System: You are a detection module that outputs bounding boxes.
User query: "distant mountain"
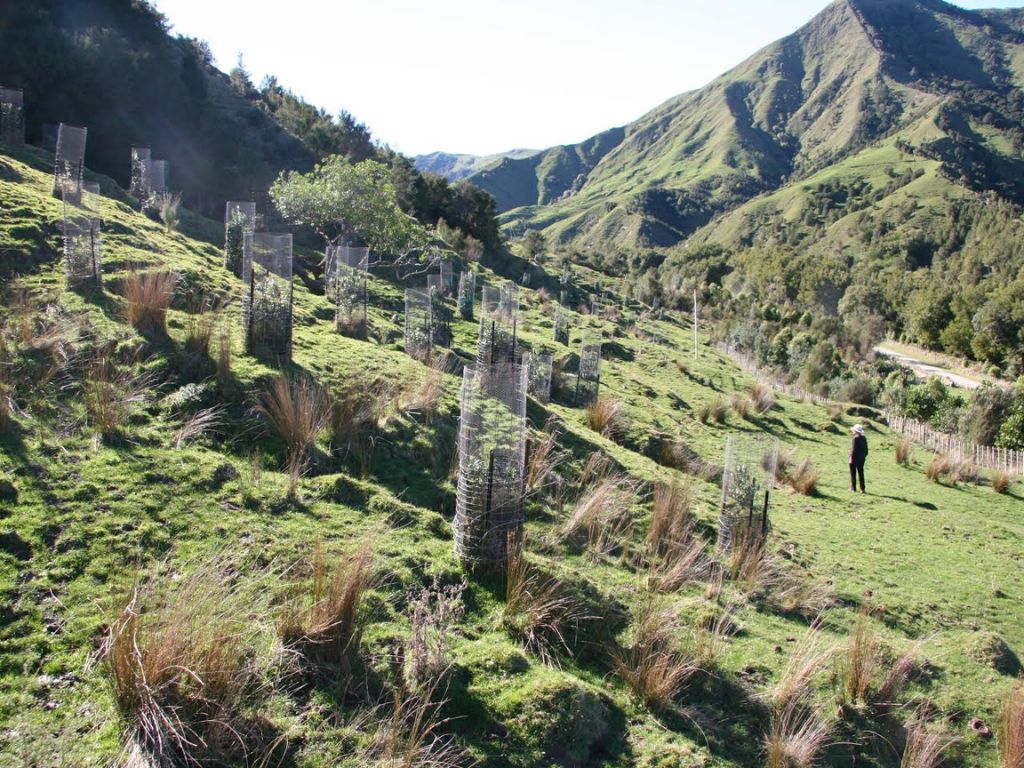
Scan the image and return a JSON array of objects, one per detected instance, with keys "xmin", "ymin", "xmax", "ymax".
[
  {"xmin": 414, "ymin": 149, "xmax": 541, "ymax": 181},
  {"xmin": 469, "ymin": 0, "xmax": 1024, "ymax": 254}
]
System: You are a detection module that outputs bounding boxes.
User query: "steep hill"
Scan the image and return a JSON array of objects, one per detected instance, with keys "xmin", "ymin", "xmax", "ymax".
[
  {"xmin": 413, "ymin": 149, "xmax": 541, "ymax": 181},
  {"xmin": 472, "ymin": 0, "xmax": 1024, "ymax": 252},
  {"xmin": 2, "ymin": 141, "xmax": 1023, "ymax": 767}
]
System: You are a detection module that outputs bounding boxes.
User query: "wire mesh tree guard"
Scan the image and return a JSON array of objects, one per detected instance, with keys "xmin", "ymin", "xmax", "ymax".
[
  {"xmin": 129, "ymin": 146, "xmax": 150, "ymax": 203},
  {"xmin": 242, "ymin": 233, "xmax": 294, "ymax": 362},
  {"xmin": 0, "ymin": 87, "xmax": 24, "ymax": 145},
  {"xmin": 149, "ymin": 159, "xmax": 167, "ymax": 195},
  {"xmin": 326, "ymin": 245, "xmax": 370, "ymax": 338},
  {"xmin": 718, "ymin": 434, "xmax": 779, "ymax": 552},
  {"xmin": 404, "ymin": 288, "xmax": 433, "ymax": 361},
  {"xmin": 427, "ymin": 274, "xmax": 452, "ymax": 348},
  {"xmin": 476, "ymin": 283, "xmax": 520, "ymax": 368},
  {"xmin": 458, "ymin": 271, "xmax": 475, "ymax": 320},
  {"xmin": 527, "ymin": 351, "xmax": 553, "ymax": 403},
  {"xmin": 62, "ymin": 179, "xmax": 102, "ymax": 291},
  {"xmin": 453, "ymin": 362, "xmax": 529, "ymax": 570},
  {"xmin": 224, "ymin": 201, "xmax": 257, "ymax": 277},
  {"xmin": 440, "ymin": 258, "xmax": 454, "ymax": 295},
  {"xmin": 53, "ymin": 123, "xmax": 87, "ymax": 197},
  {"xmin": 554, "ymin": 308, "xmax": 569, "ymax": 346},
  {"xmin": 575, "ymin": 340, "xmax": 602, "ymax": 406}
]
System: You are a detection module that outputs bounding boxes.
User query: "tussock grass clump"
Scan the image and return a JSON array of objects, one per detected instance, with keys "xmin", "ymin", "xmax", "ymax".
[
  {"xmin": 81, "ymin": 352, "xmax": 151, "ymax": 438},
  {"xmin": 787, "ymin": 459, "xmax": 820, "ymax": 496},
  {"xmin": 155, "ymin": 191, "xmax": 182, "ymax": 233},
  {"xmin": 400, "ymin": 354, "xmax": 451, "ymax": 424},
  {"xmin": 991, "ymin": 470, "xmax": 1013, "ymax": 494},
  {"xmin": 121, "ymin": 269, "xmax": 177, "ymax": 336},
  {"xmin": 727, "ymin": 529, "xmax": 777, "ymax": 594},
  {"xmin": 585, "ymin": 395, "xmax": 625, "ymax": 438},
  {"xmin": 278, "ymin": 540, "xmax": 375, "ymax": 673},
  {"xmin": 711, "ymin": 396, "xmax": 729, "ymax": 424},
  {"xmin": 367, "ymin": 685, "xmax": 468, "ymax": 768},
  {"xmin": 896, "ymin": 438, "xmax": 913, "ymax": 466},
  {"xmin": 950, "ymin": 460, "xmax": 980, "ymax": 485},
  {"xmin": 526, "ymin": 418, "xmax": 566, "ymax": 495},
  {"xmin": 503, "ymin": 542, "xmax": 587, "ymax": 663},
  {"xmin": 771, "ymin": 570, "xmax": 835, "ymax": 619},
  {"xmin": 900, "ymin": 717, "xmax": 958, "ymax": 768},
  {"xmin": 257, "ymin": 373, "xmax": 331, "ymax": 487},
  {"xmin": 172, "ymin": 405, "xmax": 224, "ymax": 449},
  {"xmin": 836, "ymin": 601, "xmax": 880, "ymax": 708},
  {"xmin": 101, "ymin": 558, "xmax": 273, "ymax": 766},
  {"xmin": 675, "ymin": 359, "xmax": 689, "ymax": 375},
  {"xmin": 646, "ymin": 481, "xmax": 694, "ymax": 559},
  {"xmin": 773, "ymin": 447, "xmax": 794, "ymax": 483},
  {"xmin": 751, "ymin": 381, "xmax": 776, "ymax": 414},
  {"xmin": 925, "ymin": 455, "xmax": 953, "ymax": 483},
  {"xmin": 764, "ymin": 701, "xmax": 832, "ymax": 768},
  {"xmin": 731, "ymin": 394, "xmax": 752, "ymax": 420},
  {"xmin": 769, "ymin": 623, "xmax": 836, "ymax": 715},
  {"xmin": 563, "ymin": 469, "xmax": 639, "ymax": 556},
  {"xmin": 999, "ymin": 682, "xmax": 1024, "ymax": 768},
  {"xmin": 611, "ymin": 603, "xmax": 697, "ymax": 712}
]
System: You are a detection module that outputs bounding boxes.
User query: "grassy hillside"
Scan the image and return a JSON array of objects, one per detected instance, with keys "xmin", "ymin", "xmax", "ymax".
[
  {"xmin": 1, "ymin": 144, "xmax": 1023, "ymax": 768},
  {"xmin": 474, "ymin": 0, "xmax": 1024, "ymax": 256}
]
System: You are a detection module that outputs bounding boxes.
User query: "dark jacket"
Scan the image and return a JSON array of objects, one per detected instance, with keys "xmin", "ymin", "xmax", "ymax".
[{"xmin": 851, "ymin": 434, "xmax": 868, "ymax": 464}]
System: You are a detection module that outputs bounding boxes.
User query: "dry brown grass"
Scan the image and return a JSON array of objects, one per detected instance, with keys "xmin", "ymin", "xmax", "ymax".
[
  {"xmin": 875, "ymin": 642, "xmax": 923, "ymax": 708},
  {"xmin": 278, "ymin": 539, "xmax": 375, "ymax": 673},
  {"xmin": 652, "ymin": 537, "xmax": 716, "ymax": 593},
  {"xmin": 332, "ymin": 376, "xmax": 400, "ymax": 473},
  {"xmin": 101, "ymin": 559, "xmax": 272, "ymax": 766},
  {"xmin": 769, "ymin": 623, "xmax": 836, "ymax": 715},
  {"xmin": 836, "ymin": 601, "xmax": 881, "ymax": 708},
  {"xmin": 611, "ymin": 603, "xmax": 697, "ymax": 712},
  {"xmin": 751, "ymin": 382, "xmax": 776, "ymax": 414},
  {"xmin": 562, "ymin": 470, "xmax": 639, "ymax": 556},
  {"xmin": 692, "ymin": 607, "xmax": 736, "ymax": 673},
  {"xmin": 999, "ymin": 682, "xmax": 1024, "ymax": 768},
  {"xmin": 925, "ymin": 456, "xmax": 953, "ymax": 483},
  {"xmin": 771, "ymin": 570, "xmax": 835, "ymax": 619},
  {"xmin": 367, "ymin": 684, "xmax": 469, "ymax": 768},
  {"xmin": 257, "ymin": 373, "xmax": 331, "ymax": 488},
  {"xmin": 787, "ymin": 459, "xmax": 820, "ymax": 496},
  {"xmin": 502, "ymin": 541, "xmax": 587, "ymax": 663},
  {"xmin": 121, "ymin": 269, "xmax": 177, "ymax": 336},
  {"xmin": 526, "ymin": 419, "xmax": 566, "ymax": 495},
  {"xmin": 726, "ymin": 528, "xmax": 778, "ymax": 594},
  {"xmin": 896, "ymin": 438, "xmax": 913, "ymax": 466},
  {"xmin": 992, "ymin": 470, "xmax": 1013, "ymax": 494},
  {"xmin": 950, "ymin": 460, "xmax": 980, "ymax": 485},
  {"xmin": 172, "ymin": 406, "xmax": 224, "ymax": 450},
  {"xmin": 81, "ymin": 351, "xmax": 151, "ymax": 438},
  {"xmin": 764, "ymin": 701, "xmax": 832, "ymax": 768},
  {"xmin": 585, "ymin": 395, "xmax": 626, "ymax": 438},
  {"xmin": 900, "ymin": 717, "xmax": 958, "ymax": 768},
  {"xmin": 774, "ymin": 447, "xmax": 795, "ymax": 484},
  {"xmin": 696, "ymin": 403, "xmax": 712, "ymax": 424},
  {"xmin": 710, "ymin": 397, "xmax": 729, "ymax": 424},
  {"xmin": 646, "ymin": 481, "xmax": 694, "ymax": 559},
  {"xmin": 731, "ymin": 394, "xmax": 752, "ymax": 421},
  {"xmin": 401, "ymin": 355, "xmax": 451, "ymax": 424}
]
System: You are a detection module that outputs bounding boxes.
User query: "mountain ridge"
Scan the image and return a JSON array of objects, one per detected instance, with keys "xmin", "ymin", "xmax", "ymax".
[{"xmin": 468, "ymin": 0, "xmax": 1024, "ymax": 253}]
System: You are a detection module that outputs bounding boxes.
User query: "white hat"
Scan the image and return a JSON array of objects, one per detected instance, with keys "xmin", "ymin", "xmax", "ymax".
[{"xmin": 852, "ymin": 424, "xmax": 865, "ymax": 435}]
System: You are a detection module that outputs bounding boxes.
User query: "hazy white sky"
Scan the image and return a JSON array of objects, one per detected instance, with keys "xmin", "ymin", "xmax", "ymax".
[{"xmin": 154, "ymin": 0, "xmax": 1022, "ymax": 157}]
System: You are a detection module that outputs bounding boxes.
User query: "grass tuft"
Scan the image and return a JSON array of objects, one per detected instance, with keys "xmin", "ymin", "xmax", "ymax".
[
  {"xmin": 257, "ymin": 373, "xmax": 331, "ymax": 489},
  {"xmin": 585, "ymin": 395, "xmax": 626, "ymax": 438},
  {"xmin": 787, "ymin": 459, "xmax": 820, "ymax": 496},
  {"xmin": 611, "ymin": 603, "xmax": 697, "ymax": 712},
  {"xmin": 1000, "ymin": 682, "xmax": 1024, "ymax": 768},
  {"xmin": 896, "ymin": 438, "xmax": 913, "ymax": 466},
  {"xmin": 991, "ymin": 470, "xmax": 1013, "ymax": 494},
  {"xmin": 121, "ymin": 269, "xmax": 177, "ymax": 336}
]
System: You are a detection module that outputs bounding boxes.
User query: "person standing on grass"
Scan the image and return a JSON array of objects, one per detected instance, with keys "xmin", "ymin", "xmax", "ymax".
[{"xmin": 850, "ymin": 424, "xmax": 868, "ymax": 493}]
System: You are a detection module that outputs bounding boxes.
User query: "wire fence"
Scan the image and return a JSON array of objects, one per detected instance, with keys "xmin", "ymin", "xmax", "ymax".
[
  {"xmin": 719, "ymin": 433, "xmax": 778, "ymax": 551},
  {"xmin": 0, "ymin": 87, "xmax": 24, "ymax": 145},
  {"xmin": 884, "ymin": 411, "xmax": 1024, "ymax": 476},
  {"xmin": 242, "ymin": 232, "xmax": 293, "ymax": 362},
  {"xmin": 54, "ymin": 123, "xmax": 87, "ymax": 197},
  {"xmin": 225, "ymin": 201, "xmax": 256, "ymax": 276}
]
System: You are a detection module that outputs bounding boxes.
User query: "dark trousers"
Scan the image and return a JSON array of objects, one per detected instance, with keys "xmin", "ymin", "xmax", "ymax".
[{"xmin": 850, "ymin": 461, "xmax": 866, "ymax": 492}]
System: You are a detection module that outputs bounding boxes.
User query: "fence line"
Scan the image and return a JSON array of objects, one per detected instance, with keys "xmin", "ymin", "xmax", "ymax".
[{"xmin": 884, "ymin": 410, "xmax": 1024, "ymax": 477}]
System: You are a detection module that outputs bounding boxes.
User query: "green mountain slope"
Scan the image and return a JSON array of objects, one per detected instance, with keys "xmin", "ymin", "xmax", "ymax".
[
  {"xmin": 2, "ymin": 142, "xmax": 1023, "ymax": 767},
  {"xmin": 472, "ymin": 0, "xmax": 1024, "ymax": 253},
  {"xmin": 413, "ymin": 149, "xmax": 541, "ymax": 181}
]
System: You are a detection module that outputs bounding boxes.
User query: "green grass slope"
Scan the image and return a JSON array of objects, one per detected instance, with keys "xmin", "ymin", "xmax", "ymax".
[{"xmin": 1, "ymin": 144, "xmax": 1023, "ymax": 767}]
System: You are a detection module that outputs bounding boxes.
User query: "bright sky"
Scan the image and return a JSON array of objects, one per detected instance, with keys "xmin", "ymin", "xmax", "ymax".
[{"xmin": 154, "ymin": 0, "xmax": 1022, "ymax": 157}]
